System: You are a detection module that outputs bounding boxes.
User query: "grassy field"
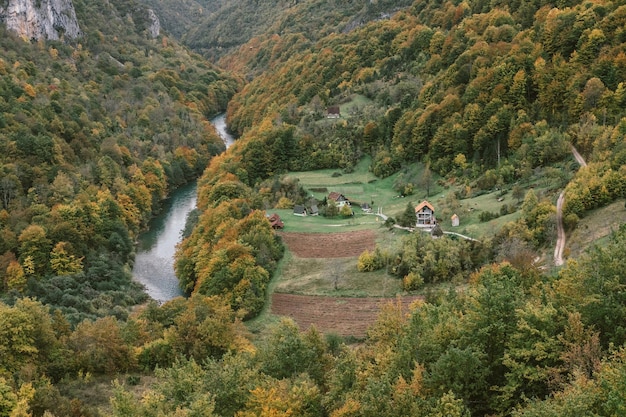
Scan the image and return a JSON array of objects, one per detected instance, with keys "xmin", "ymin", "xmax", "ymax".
[
  {"xmin": 273, "ymin": 249, "xmax": 403, "ymax": 297},
  {"xmin": 566, "ymin": 199, "xmax": 626, "ymax": 259},
  {"xmin": 249, "ymin": 157, "xmax": 623, "ymax": 336},
  {"xmin": 285, "ymin": 156, "xmax": 445, "ymax": 222},
  {"xmin": 282, "ymin": 157, "xmax": 551, "ymax": 239}
]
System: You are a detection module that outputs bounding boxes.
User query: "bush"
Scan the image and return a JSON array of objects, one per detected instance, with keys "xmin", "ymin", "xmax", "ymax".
[
  {"xmin": 275, "ymin": 197, "xmax": 294, "ymax": 209},
  {"xmin": 384, "ymin": 217, "xmax": 396, "ymax": 228},
  {"xmin": 563, "ymin": 213, "xmax": 579, "ymax": 231},
  {"xmin": 479, "ymin": 211, "xmax": 499, "ymax": 222},
  {"xmin": 357, "ymin": 250, "xmax": 377, "ymax": 272},
  {"xmin": 402, "ymin": 271, "xmax": 424, "ymax": 291}
]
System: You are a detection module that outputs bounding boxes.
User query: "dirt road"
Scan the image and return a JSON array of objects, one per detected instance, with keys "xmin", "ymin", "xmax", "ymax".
[
  {"xmin": 554, "ymin": 145, "xmax": 587, "ymax": 266},
  {"xmin": 554, "ymin": 191, "xmax": 566, "ymax": 266}
]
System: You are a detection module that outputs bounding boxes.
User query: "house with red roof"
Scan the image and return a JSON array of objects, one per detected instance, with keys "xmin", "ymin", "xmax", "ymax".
[{"xmin": 415, "ymin": 201, "xmax": 436, "ymax": 227}]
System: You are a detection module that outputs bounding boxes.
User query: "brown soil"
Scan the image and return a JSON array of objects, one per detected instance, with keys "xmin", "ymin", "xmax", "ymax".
[
  {"xmin": 271, "ymin": 293, "xmax": 422, "ymax": 337},
  {"xmin": 273, "ymin": 229, "xmax": 419, "ymax": 337},
  {"xmin": 278, "ymin": 230, "xmax": 376, "ymax": 258}
]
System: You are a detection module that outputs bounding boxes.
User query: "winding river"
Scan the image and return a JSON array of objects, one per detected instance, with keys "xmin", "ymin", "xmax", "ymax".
[{"xmin": 132, "ymin": 114, "xmax": 235, "ymax": 302}]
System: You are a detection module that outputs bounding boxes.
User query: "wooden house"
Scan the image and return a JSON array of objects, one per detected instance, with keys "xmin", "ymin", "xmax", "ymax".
[
  {"xmin": 267, "ymin": 213, "xmax": 284, "ymax": 229},
  {"xmin": 328, "ymin": 192, "xmax": 350, "ymax": 208},
  {"xmin": 415, "ymin": 201, "xmax": 435, "ymax": 227},
  {"xmin": 309, "ymin": 204, "xmax": 319, "ymax": 216},
  {"xmin": 293, "ymin": 205, "xmax": 307, "ymax": 216},
  {"xmin": 326, "ymin": 105, "xmax": 341, "ymax": 118},
  {"xmin": 360, "ymin": 202, "xmax": 372, "ymax": 213}
]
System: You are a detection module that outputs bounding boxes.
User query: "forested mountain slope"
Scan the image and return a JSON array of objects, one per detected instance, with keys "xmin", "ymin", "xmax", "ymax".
[
  {"xmin": 0, "ymin": 0, "xmax": 241, "ymax": 322},
  {"xmin": 178, "ymin": 0, "xmax": 626, "ymax": 314},
  {"xmin": 142, "ymin": 0, "xmax": 414, "ymax": 65},
  {"xmin": 137, "ymin": 0, "xmax": 227, "ymax": 40},
  {"xmin": 2, "ymin": 0, "xmax": 626, "ymax": 416},
  {"xmin": 172, "ymin": 0, "xmax": 626, "ymax": 412}
]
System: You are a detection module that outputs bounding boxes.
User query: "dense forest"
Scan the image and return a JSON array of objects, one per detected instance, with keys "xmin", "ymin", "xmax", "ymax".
[
  {"xmin": 0, "ymin": 0, "xmax": 241, "ymax": 323},
  {"xmin": 2, "ymin": 0, "xmax": 626, "ymax": 416}
]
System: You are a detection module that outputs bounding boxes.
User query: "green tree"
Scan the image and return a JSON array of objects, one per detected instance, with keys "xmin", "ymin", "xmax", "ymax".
[
  {"xmin": 499, "ymin": 301, "xmax": 566, "ymax": 411},
  {"xmin": 68, "ymin": 316, "xmax": 133, "ymax": 374},
  {"xmin": 0, "ymin": 299, "xmax": 58, "ymax": 378},
  {"xmin": 462, "ymin": 263, "xmax": 525, "ymax": 413},
  {"xmin": 49, "ymin": 242, "xmax": 83, "ymax": 276},
  {"xmin": 397, "ymin": 201, "xmax": 416, "ymax": 228},
  {"xmin": 0, "ymin": 377, "xmax": 17, "ymax": 417},
  {"xmin": 325, "ymin": 199, "xmax": 339, "ymax": 217},
  {"xmin": 258, "ymin": 318, "xmax": 330, "ymax": 384},
  {"xmin": 555, "ymin": 225, "xmax": 626, "ymax": 347},
  {"xmin": 18, "ymin": 224, "xmax": 51, "ymax": 277},
  {"xmin": 162, "ymin": 295, "xmax": 252, "ymax": 364}
]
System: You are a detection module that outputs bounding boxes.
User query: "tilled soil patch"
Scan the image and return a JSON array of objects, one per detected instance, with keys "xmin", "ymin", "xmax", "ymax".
[
  {"xmin": 278, "ymin": 230, "xmax": 376, "ymax": 258},
  {"xmin": 271, "ymin": 293, "xmax": 422, "ymax": 337}
]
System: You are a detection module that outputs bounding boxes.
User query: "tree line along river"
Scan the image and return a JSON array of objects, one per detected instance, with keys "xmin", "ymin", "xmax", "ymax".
[{"xmin": 131, "ymin": 114, "xmax": 235, "ymax": 302}]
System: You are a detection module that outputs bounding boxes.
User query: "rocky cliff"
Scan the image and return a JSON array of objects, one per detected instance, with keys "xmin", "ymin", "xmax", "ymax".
[
  {"xmin": 0, "ymin": 0, "xmax": 81, "ymax": 41},
  {"xmin": 146, "ymin": 8, "xmax": 160, "ymax": 38}
]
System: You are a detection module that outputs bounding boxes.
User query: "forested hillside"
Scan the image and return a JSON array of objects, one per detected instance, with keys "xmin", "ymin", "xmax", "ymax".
[
  {"xmin": 178, "ymin": 0, "xmax": 626, "ymax": 315},
  {"xmin": 0, "ymin": 0, "xmax": 241, "ymax": 323},
  {"xmin": 137, "ymin": 0, "xmax": 227, "ymax": 40},
  {"xmin": 173, "ymin": 0, "xmax": 626, "ymax": 415},
  {"xmin": 144, "ymin": 0, "xmax": 414, "ymax": 64},
  {"xmin": 2, "ymin": 0, "xmax": 626, "ymax": 415}
]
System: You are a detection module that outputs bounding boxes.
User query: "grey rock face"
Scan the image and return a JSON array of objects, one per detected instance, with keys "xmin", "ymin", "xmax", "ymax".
[
  {"xmin": 0, "ymin": 0, "xmax": 81, "ymax": 41},
  {"xmin": 147, "ymin": 8, "xmax": 160, "ymax": 39}
]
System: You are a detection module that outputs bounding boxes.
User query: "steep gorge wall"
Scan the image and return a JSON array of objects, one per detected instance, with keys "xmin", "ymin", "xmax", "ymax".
[{"xmin": 0, "ymin": 0, "xmax": 81, "ymax": 40}]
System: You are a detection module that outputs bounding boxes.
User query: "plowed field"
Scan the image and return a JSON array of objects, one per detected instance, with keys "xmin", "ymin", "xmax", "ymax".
[
  {"xmin": 273, "ymin": 229, "xmax": 419, "ymax": 337},
  {"xmin": 271, "ymin": 293, "xmax": 421, "ymax": 337},
  {"xmin": 278, "ymin": 230, "xmax": 376, "ymax": 258}
]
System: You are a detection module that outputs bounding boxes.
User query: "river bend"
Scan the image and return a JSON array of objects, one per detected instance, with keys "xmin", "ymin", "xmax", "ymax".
[{"xmin": 131, "ymin": 114, "xmax": 235, "ymax": 302}]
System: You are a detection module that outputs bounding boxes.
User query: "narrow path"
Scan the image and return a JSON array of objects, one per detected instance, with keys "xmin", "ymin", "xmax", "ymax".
[
  {"xmin": 554, "ymin": 191, "xmax": 566, "ymax": 266},
  {"xmin": 571, "ymin": 145, "xmax": 588, "ymax": 167},
  {"xmin": 443, "ymin": 231, "xmax": 480, "ymax": 242},
  {"xmin": 554, "ymin": 145, "xmax": 587, "ymax": 266}
]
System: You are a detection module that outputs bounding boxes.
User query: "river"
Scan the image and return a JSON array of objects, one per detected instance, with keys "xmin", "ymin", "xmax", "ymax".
[{"xmin": 132, "ymin": 114, "xmax": 235, "ymax": 302}]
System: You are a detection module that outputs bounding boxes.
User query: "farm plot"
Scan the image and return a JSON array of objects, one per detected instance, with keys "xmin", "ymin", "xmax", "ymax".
[
  {"xmin": 271, "ymin": 293, "xmax": 421, "ymax": 337},
  {"xmin": 278, "ymin": 230, "xmax": 376, "ymax": 258},
  {"xmin": 271, "ymin": 229, "xmax": 415, "ymax": 336}
]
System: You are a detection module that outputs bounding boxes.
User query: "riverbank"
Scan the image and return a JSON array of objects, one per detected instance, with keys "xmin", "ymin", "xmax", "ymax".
[{"xmin": 131, "ymin": 114, "xmax": 236, "ymax": 302}]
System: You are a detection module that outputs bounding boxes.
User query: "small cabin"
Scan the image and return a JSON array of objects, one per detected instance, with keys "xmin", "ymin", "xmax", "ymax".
[
  {"xmin": 415, "ymin": 201, "xmax": 435, "ymax": 227},
  {"xmin": 293, "ymin": 205, "xmax": 307, "ymax": 216},
  {"xmin": 361, "ymin": 203, "xmax": 373, "ymax": 213},
  {"xmin": 309, "ymin": 204, "xmax": 319, "ymax": 216},
  {"xmin": 326, "ymin": 106, "xmax": 341, "ymax": 118},
  {"xmin": 451, "ymin": 213, "xmax": 459, "ymax": 227},
  {"xmin": 267, "ymin": 213, "xmax": 284, "ymax": 229}
]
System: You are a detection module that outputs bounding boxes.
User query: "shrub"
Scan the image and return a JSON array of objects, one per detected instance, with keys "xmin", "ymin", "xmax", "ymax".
[
  {"xmin": 357, "ymin": 250, "xmax": 377, "ymax": 272},
  {"xmin": 563, "ymin": 213, "xmax": 579, "ymax": 231},
  {"xmin": 402, "ymin": 271, "xmax": 424, "ymax": 291},
  {"xmin": 275, "ymin": 197, "xmax": 294, "ymax": 209},
  {"xmin": 479, "ymin": 211, "xmax": 499, "ymax": 222}
]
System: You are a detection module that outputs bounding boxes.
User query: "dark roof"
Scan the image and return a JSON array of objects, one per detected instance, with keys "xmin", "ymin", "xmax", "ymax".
[
  {"xmin": 293, "ymin": 205, "xmax": 306, "ymax": 214},
  {"xmin": 309, "ymin": 204, "xmax": 319, "ymax": 214},
  {"xmin": 431, "ymin": 224, "xmax": 443, "ymax": 237}
]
